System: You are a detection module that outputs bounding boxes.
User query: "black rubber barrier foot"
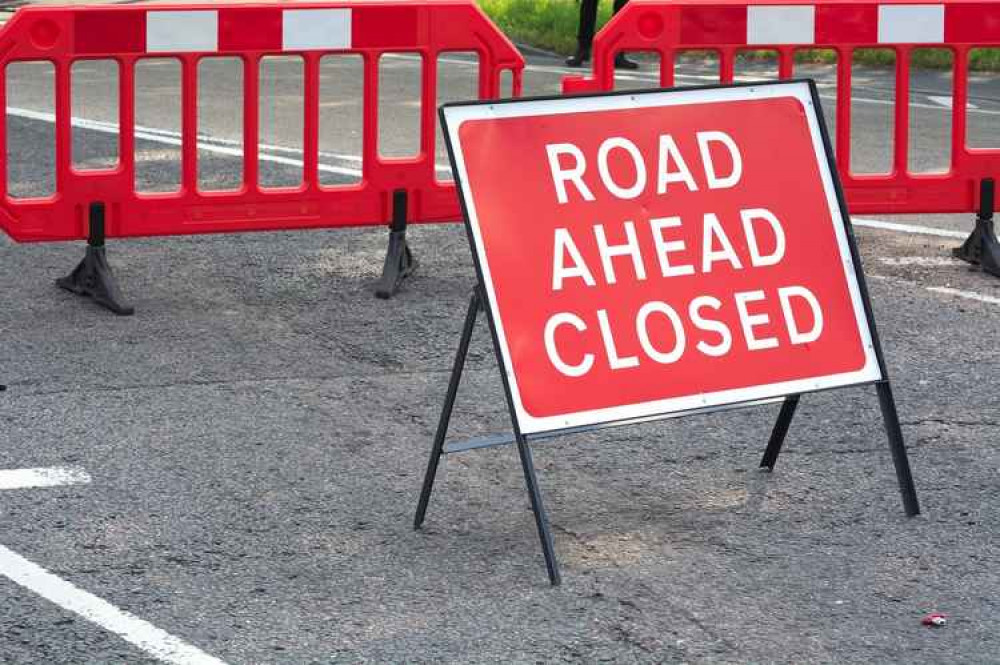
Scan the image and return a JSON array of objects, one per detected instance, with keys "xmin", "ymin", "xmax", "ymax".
[
  {"xmin": 56, "ymin": 202, "xmax": 135, "ymax": 316},
  {"xmin": 375, "ymin": 189, "xmax": 418, "ymax": 299},
  {"xmin": 57, "ymin": 245, "xmax": 135, "ymax": 316},
  {"xmin": 954, "ymin": 178, "xmax": 1000, "ymax": 278}
]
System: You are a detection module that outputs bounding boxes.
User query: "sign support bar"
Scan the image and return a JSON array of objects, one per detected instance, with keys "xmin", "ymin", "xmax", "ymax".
[
  {"xmin": 758, "ymin": 387, "xmax": 919, "ymax": 517},
  {"xmin": 876, "ymin": 380, "xmax": 921, "ymax": 517},
  {"xmin": 413, "ymin": 289, "xmax": 481, "ymax": 532},
  {"xmin": 414, "ymin": 287, "xmax": 562, "ymax": 585},
  {"xmin": 759, "ymin": 394, "xmax": 800, "ymax": 471}
]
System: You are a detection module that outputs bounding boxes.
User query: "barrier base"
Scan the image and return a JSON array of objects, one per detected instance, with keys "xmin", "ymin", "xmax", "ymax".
[
  {"xmin": 954, "ymin": 179, "xmax": 1000, "ymax": 278},
  {"xmin": 375, "ymin": 229, "xmax": 416, "ymax": 299},
  {"xmin": 56, "ymin": 203, "xmax": 135, "ymax": 316},
  {"xmin": 375, "ymin": 190, "xmax": 418, "ymax": 299}
]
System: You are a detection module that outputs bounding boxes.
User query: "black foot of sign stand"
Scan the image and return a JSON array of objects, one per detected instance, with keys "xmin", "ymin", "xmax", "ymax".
[
  {"xmin": 414, "ymin": 286, "xmax": 561, "ymax": 586},
  {"xmin": 375, "ymin": 189, "xmax": 418, "ymax": 299},
  {"xmin": 758, "ymin": 386, "xmax": 920, "ymax": 517},
  {"xmin": 954, "ymin": 178, "xmax": 1000, "ymax": 278},
  {"xmin": 56, "ymin": 202, "xmax": 134, "ymax": 316}
]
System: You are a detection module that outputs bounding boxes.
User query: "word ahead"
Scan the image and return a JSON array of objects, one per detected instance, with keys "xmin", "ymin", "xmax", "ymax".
[{"xmin": 449, "ymin": 83, "xmax": 879, "ymax": 434}]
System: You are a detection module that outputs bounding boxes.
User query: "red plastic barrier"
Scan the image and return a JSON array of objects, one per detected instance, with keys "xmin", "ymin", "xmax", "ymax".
[
  {"xmin": 0, "ymin": 1, "xmax": 523, "ymax": 242},
  {"xmin": 563, "ymin": 0, "xmax": 1000, "ymax": 215}
]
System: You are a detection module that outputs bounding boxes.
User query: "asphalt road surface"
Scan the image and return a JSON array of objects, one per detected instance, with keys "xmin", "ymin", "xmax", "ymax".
[{"xmin": 1, "ymin": 50, "xmax": 999, "ymax": 664}]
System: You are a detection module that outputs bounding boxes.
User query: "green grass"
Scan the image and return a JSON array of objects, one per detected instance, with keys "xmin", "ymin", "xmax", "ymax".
[
  {"xmin": 478, "ymin": 0, "xmax": 613, "ymax": 55},
  {"xmin": 478, "ymin": 0, "xmax": 1000, "ymax": 71}
]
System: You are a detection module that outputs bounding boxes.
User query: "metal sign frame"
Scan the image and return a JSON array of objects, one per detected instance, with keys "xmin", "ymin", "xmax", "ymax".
[{"xmin": 415, "ymin": 79, "xmax": 919, "ymax": 586}]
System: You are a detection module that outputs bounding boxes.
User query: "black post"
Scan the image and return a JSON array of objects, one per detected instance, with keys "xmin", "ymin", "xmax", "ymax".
[
  {"xmin": 515, "ymin": 434, "xmax": 562, "ymax": 586},
  {"xmin": 954, "ymin": 178, "xmax": 1000, "ymax": 277},
  {"xmin": 375, "ymin": 189, "xmax": 417, "ymax": 299},
  {"xmin": 56, "ymin": 202, "xmax": 135, "ymax": 316},
  {"xmin": 875, "ymin": 381, "xmax": 920, "ymax": 517},
  {"xmin": 414, "ymin": 289, "xmax": 481, "ymax": 529},
  {"xmin": 760, "ymin": 395, "xmax": 800, "ymax": 471}
]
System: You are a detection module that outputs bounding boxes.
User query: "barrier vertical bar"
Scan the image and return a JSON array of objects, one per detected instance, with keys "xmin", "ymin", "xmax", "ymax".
[
  {"xmin": 362, "ymin": 52, "xmax": 378, "ymax": 180},
  {"xmin": 720, "ymin": 49, "xmax": 735, "ymax": 83},
  {"xmin": 303, "ymin": 53, "xmax": 321, "ymax": 191},
  {"xmin": 420, "ymin": 53, "xmax": 436, "ymax": 172},
  {"xmin": 119, "ymin": 58, "xmax": 136, "ymax": 186},
  {"xmin": 893, "ymin": 47, "xmax": 910, "ymax": 174},
  {"xmin": 54, "ymin": 60, "xmax": 72, "ymax": 192},
  {"xmin": 951, "ymin": 48, "xmax": 969, "ymax": 167},
  {"xmin": 181, "ymin": 56, "xmax": 198, "ymax": 192},
  {"xmin": 474, "ymin": 51, "xmax": 489, "ymax": 100},
  {"xmin": 836, "ymin": 47, "xmax": 852, "ymax": 166},
  {"xmin": 0, "ymin": 64, "xmax": 7, "ymax": 200},
  {"xmin": 778, "ymin": 50, "xmax": 794, "ymax": 80},
  {"xmin": 661, "ymin": 50, "xmax": 674, "ymax": 88},
  {"xmin": 243, "ymin": 55, "xmax": 260, "ymax": 192}
]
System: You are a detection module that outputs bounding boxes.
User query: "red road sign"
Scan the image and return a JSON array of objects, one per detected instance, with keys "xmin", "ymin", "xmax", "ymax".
[{"xmin": 444, "ymin": 81, "xmax": 882, "ymax": 435}]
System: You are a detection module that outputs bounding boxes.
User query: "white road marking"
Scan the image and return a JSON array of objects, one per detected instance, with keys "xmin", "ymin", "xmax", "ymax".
[
  {"xmin": 822, "ymin": 93, "xmax": 1000, "ymax": 115},
  {"xmin": 0, "ymin": 544, "xmax": 228, "ymax": 665},
  {"xmin": 879, "ymin": 256, "xmax": 963, "ymax": 267},
  {"xmin": 926, "ymin": 286, "xmax": 1000, "ymax": 305},
  {"xmin": 0, "ymin": 466, "xmax": 91, "ymax": 490},
  {"xmin": 928, "ymin": 95, "xmax": 978, "ymax": 110},
  {"xmin": 852, "ymin": 217, "xmax": 969, "ymax": 239},
  {"xmin": 6, "ymin": 107, "xmax": 452, "ymax": 177}
]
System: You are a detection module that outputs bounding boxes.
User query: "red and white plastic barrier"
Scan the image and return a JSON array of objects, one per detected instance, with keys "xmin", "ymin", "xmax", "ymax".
[
  {"xmin": 563, "ymin": 0, "xmax": 1000, "ymax": 215},
  {"xmin": 0, "ymin": 1, "xmax": 523, "ymax": 242}
]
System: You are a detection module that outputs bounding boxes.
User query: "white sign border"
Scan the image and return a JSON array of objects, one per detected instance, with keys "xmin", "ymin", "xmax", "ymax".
[{"xmin": 443, "ymin": 81, "xmax": 882, "ymax": 435}]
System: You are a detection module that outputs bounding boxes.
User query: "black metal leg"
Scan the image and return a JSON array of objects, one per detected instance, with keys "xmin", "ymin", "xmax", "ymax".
[
  {"xmin": 515, "ymin": 435, "xmax": 561, "ymax": 586},
  {"xmin": 413, "ymin": 290, "xmax": 481, "ymax": 529},
  {"xmin": 875, "ymin": 381, "xmax": 920, "ymax": 516},
  {"xmin": 375, "ymin": 189, "xmax": 417, "ymax": 299},
  {"xmin": 760, "ymin": 395, "xmax": 800, "ymax": 471}
]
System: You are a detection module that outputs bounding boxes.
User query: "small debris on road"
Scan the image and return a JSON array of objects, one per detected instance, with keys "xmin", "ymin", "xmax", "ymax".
[{"xmin": 922, "ymin": 613, "xmax": 948, "ymax": 627}]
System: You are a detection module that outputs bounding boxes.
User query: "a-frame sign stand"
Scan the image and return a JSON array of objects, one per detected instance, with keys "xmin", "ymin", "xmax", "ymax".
[
  {"xmin": 416, "ymin": 80, "xmax": 922, "ymax": 586},
  {"xmin": 414, "ymin": 286, "xmax": 561, "ymax": 585}
]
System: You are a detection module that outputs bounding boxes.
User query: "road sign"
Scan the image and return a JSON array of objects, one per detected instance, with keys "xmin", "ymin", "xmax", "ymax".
[
  {"xmin": 448, "ymin": 81, "xmax": 879, "ymax": 434},
  {"xmin": 416, "ymin": 81, "xmax": 919, "ymax": 585}
]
